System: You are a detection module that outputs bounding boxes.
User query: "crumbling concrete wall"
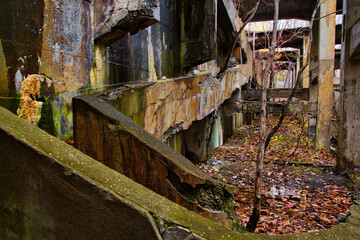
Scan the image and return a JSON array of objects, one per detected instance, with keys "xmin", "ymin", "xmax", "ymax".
[
  {"xmin": 101, "ymin": 66, "xmax": 251, "ymax": 141},
  {"xmin": 0, "ymin": 0, "xmax": 252, "ymax": 143},
  {"xmin": 91, "ymin": 0, "xmax": 162, "ymax": 86},
  {"xmin": 338, "ymin": 0, "xmax": 360, "ymax": 170},
  {"xmin": 73, "ymin": 96, "xmax": 240, "ymax": 230},
  {"xmin": 0, "ymin": 0, "xmax": 254, "ymax": 177},
  {"xmin": 93, "ymin": 0, "xmax": 159, "ymax": 44},
  {"xmin": 0, "ymin": 106, "xmax": 247, "ymax": 240},
  {"xmin": 97, "ymin": 0, "xmax": 218, "ymax": 85},
  {"xmin": 0, "ymin": 0, "xmax": 159, "ymax": 140},
  {"xmin": 93, "ymin": 0, "xmax": 252, "ymax": 91},
  {"xmin": 97, "ymin": 54, "xmax": 251, "ymax": 162},
  {"xmin": 0, "ymin": 0, "xmax": 94, "ymax": 139}
]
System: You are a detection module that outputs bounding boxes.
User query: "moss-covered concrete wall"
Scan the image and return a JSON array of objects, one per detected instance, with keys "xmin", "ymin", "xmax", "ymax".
[
  {"xmin": 101, "ymin": 66, "xmax": 251, "ymax": 141},
  {"xmin": 103, "ymin": 0, "xmax": 182, "ymax": 84},
  {"xmin": 0, "ymin": 0, "xmax": 159, "ymax": 140},
  {"xmin": 338, "ymin": 0, "xmax": 360, "ymax": 170},
  {"xmin": 73, "ymin": 96, "xmax": 241, "ymax": 230},
  {"xmin": 0, "ymin": 106, "xmax": 250, "ymax": 240},
  {"xmin": 0, "ymin": 0, "xmax": 255, "ymax": 148},
  {"xmin": 0, "ymin": 0, "xmax": 252, "ymax": 143},
  {"xmin": 2, "ymin": 103, "xmax": 360, "ymax": 239}
]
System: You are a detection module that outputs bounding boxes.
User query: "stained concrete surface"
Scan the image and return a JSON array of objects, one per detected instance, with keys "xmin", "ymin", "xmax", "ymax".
[
  {"xmin": 73, "ymin": 95, "xmax": 240, "ymax": 230},
  {"xmin": 0, "ymin": 106, "xmax": 244, "ymax": 240},
  {"xmin": 1, "ymin": 106, "xmax": 360, "ymax": 239},
  {"xmin": 337, "ymin": 0, "xmax": 360, "ymax": 170}
]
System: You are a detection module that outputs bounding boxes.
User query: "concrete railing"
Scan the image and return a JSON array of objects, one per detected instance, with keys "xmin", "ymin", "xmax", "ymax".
[{"xmin": 73, "ymin": 95, "xmax": 240, "ymax": 230}]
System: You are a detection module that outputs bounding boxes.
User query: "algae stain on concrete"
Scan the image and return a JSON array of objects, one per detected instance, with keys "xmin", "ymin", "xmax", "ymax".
[
  {"xmin": 112, "ymin": 88, "xmax": 145, "ymax": 127},
  {"xmin": 0, "ymin": 40, "xmax": 10, "ymax": 96},
  {"xmin": 37, "ymin": 100, "xmax": 55, "ymax": 136},
  {"xmin": 90, "ymin": 43, "xmax": 108, "ymax": 90},
  {"xmin": 148, "ymin": 28, "xmax": 158, "ymax": 81},
  {"xmin": 51, "ymin": 93, "xmax": 77, "ymax": 140},
  {"xmin": 170, "ymin": 131, "xmax": 184, "ymax": 153}
]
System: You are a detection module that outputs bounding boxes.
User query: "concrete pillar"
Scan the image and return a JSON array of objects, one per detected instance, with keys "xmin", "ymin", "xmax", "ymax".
[
  {"xmin": 212, "ymin": 117, "xmax": 223, "ymax": 148},
  {"xmin": 234, "ymin": 113, "xmax": 243, "ymax": 128},
  {"xmin": 296, "ymin": 49, "xmax": 301, "ymax": 82},
  {"xmin": 302, "ymin": 35, "xmax": 310, "ymax": 88},
  {"xmin": 309, "ymin": 17, "xmax": 319, "ymax": 139},
  {"xmin": 309, "ymin": 0, "xmax": 336, "ymax": 150},
  {"xmin": 90, "ymin": 43, "xmax": 109, "ymax": 90},
  {"xmin": 222, "ymin": 115, "xmax": 233, "ymax": 141},
  {"xmin": 337, "ymin": 0, "xmax": 360, "ymax": 170},
  {"xmin": 254, "ymin": 59, "xmax": 265, "ymax": 88},
  {"xmin": 180, "ymin": 0, "xmax": 217, "ymax": 71}
]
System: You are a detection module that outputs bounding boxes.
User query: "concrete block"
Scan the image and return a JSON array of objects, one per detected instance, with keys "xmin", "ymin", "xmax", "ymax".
[
  {"xmin": 127, "ymin": 0, "xmax": 141, "ymax": 11},
  {"xmin": 114, "ymin": 0, "xmax": 128, "ymax": 10}
]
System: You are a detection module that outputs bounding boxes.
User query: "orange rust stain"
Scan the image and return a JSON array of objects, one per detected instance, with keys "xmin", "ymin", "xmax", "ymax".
[{"xmin": 18, "ymin": 75, "xmax": 42, "ymax": 124}]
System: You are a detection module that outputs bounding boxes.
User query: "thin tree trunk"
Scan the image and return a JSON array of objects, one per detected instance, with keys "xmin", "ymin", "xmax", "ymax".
[{"xmin": 246, "ymin": 0, "xmax": 279, "ymax": 232}]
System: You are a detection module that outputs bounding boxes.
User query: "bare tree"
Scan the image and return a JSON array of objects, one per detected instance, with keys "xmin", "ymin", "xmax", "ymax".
[
  {"xmin": 246, "ymin": 0, "xmax": 280, "ymax": 232},
  {"xmin": 246, "ymin": 0, "xmax": 322, "ymax": 232}
]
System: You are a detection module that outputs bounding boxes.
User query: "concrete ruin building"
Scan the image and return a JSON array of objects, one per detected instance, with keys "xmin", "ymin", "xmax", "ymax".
[{"xmin": 0, "ymin": 0, "xmax": 359, "ymax": 239}]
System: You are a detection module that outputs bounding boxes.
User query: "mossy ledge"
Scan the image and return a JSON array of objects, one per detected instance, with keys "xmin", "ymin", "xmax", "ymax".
[
  {"xmin": 73, "ymin": 95, "xmax": 240, "ymax": 229},
  {"xmin": 1, "ymin": 106, "xmax": 359, "ymax": 239}
]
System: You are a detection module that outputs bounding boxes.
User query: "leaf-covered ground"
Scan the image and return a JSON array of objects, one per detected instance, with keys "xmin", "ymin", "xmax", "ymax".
[{"xmin": 196, "ymin": 114, "xmax": 353, "ymax": 234}]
